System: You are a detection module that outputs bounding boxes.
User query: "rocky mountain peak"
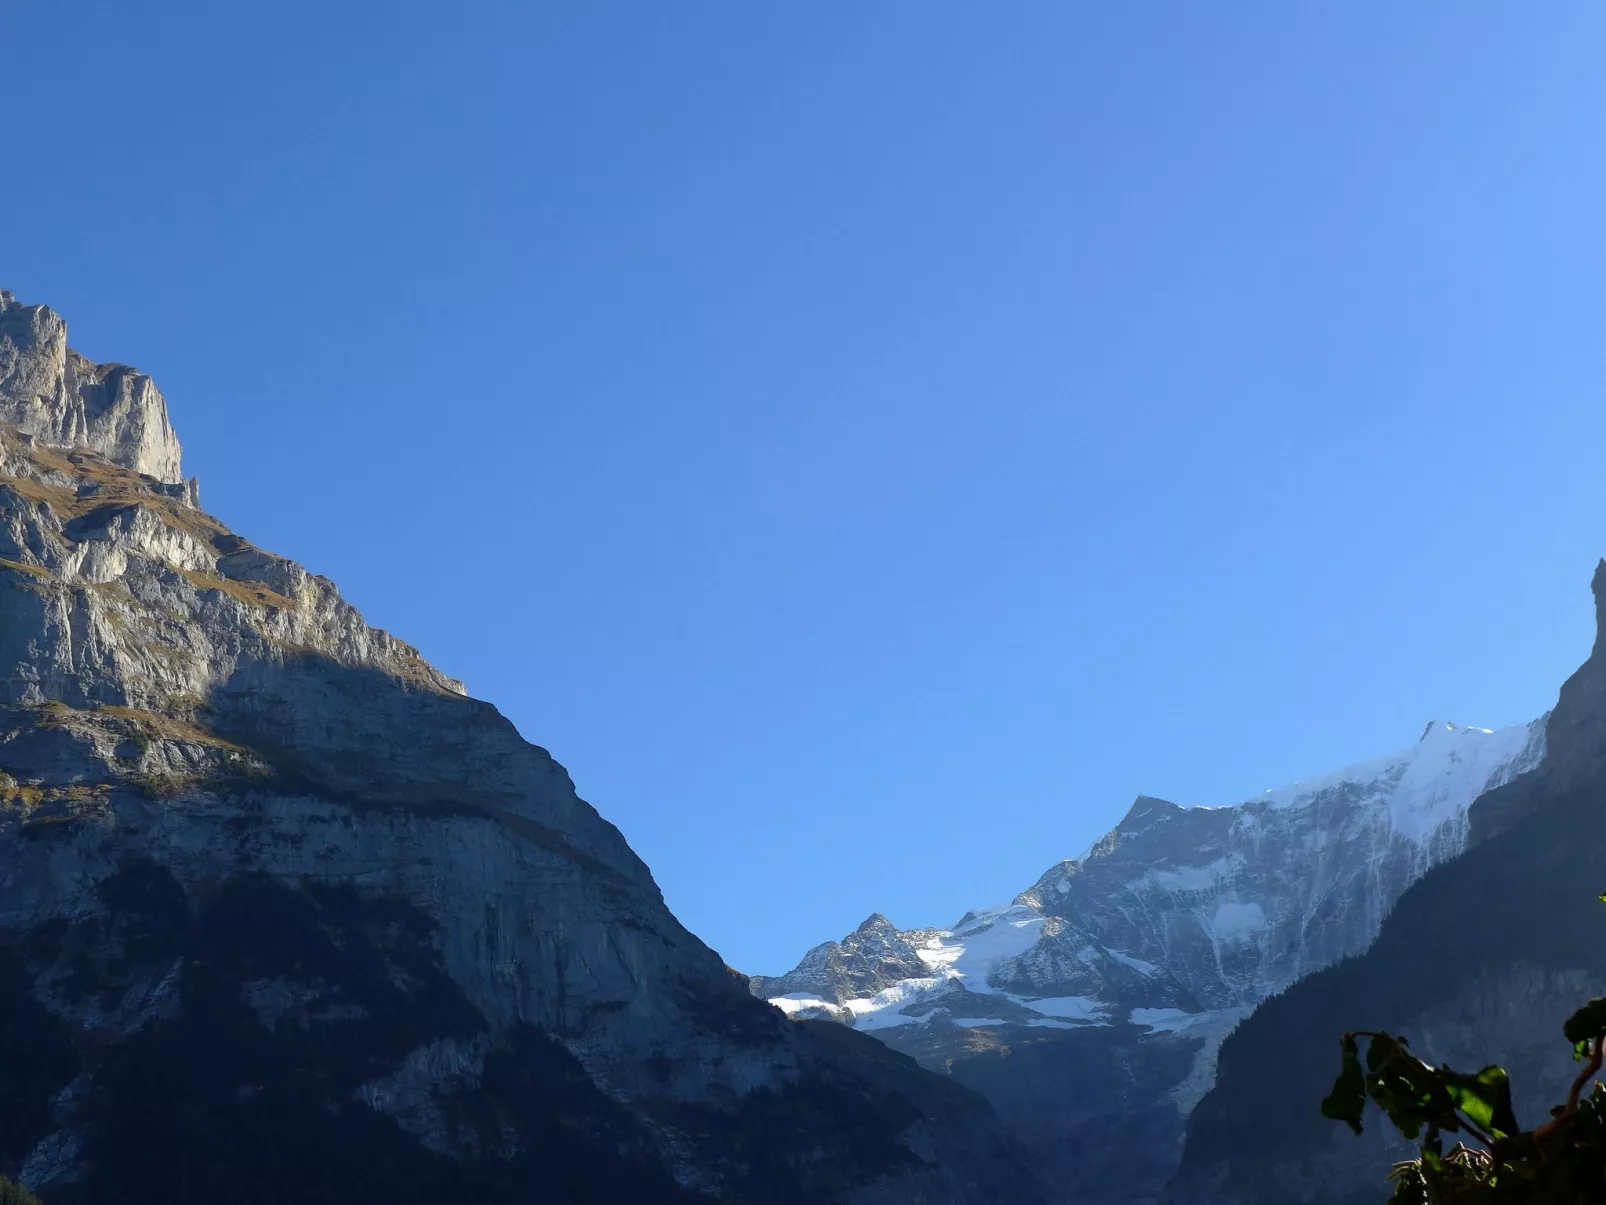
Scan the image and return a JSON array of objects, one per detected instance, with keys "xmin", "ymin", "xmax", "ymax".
[
  {"xmin": 750, "ymin": 911, "xmax": 935, "ymax": 1007},
  {"xmin": 0, "ymin": 291, "xmax": 1043, "ymax": 1205},
  {"xmin": 0, "ymin": 291, "xmax": 187, "ymax": 488},
  {"xmin": 1013, "ymin": 859, "xmax": 1080, "ymax": 909},
  {"xmin": 751, "ymin": 713, "xmax": 1547, "ymax": 1203},
  {"xmin": 855, "ymin": 912, "xmax": 897, "ymax": 934},
  {"xmin": 1169, "ymin": 563, "xmax": 1606, "ymax": 1205},
  {"xmin": 1116, "ymin": 794, "xmax": 1184, "ymax": 834},
  {"xmin": 1593, "ymin": 556, "xmax": 1606, "ymax": 642},
  {"xmin": 1473, "ymin": 559, "xmax": 1606, "ymax": 833}
]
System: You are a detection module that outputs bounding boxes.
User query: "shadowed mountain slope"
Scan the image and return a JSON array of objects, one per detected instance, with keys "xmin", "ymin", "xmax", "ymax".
[
  {"xmin": 0, "ymin": 290, "xmax": 1043, "ymax": 1205},
  {"xmin": 1165, "ymin": 562, "xmax": 1606, "ymax": 1205}
]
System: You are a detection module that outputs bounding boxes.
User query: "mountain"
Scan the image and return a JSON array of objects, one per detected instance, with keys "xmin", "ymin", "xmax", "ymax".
[
  {"xmin": 751, "ymin": 716, "xmax": 1545, "ymax": 1202},
  {"xmin": 1165, "ymin": 563, "xmax": 1606, "ymax": 1205},
  {"xmin": 0, "ymin": 291, "xmax": 1044, "ymax": 1205}
]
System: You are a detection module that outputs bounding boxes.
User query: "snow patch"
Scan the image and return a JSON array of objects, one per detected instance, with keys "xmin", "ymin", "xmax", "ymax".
[
  {"xmin": 1107, "ymin": 949, "xmax": 1161, "ymax": 976},
  {"xmin": 1128, "ymin": 1007, "xmax": 1239, "ymax": 1035},
  {"xmin": 915, "ymin": 904, "xmax": 1045, "ymax": 993},
  {"xmin": 1129, "ymin": 1007, "xmax": 1196, "ymax": 1033},
  {"xmin": 1385, "ymin": 720, "xmax": 1542, "ymax": 842},
  {"xmin": 1007, "ymin": 994, "xmax": 1108, "ymax": 1021},
  {"xmin": 1145, "ymin": 856, "xmax": 1237, "ymax": 893},
  {"xmin": 809, "ymin": 904, "xmax": 1099, "ymax": 1031},
  {"xmin": 1206, "ymin": 901, "xmax": 1267, "ymax": 942},
  {"xmin": 768, "ymin": 994, "xmax": 839, "ymax": 1016},
  {"xmin": 842, "ymin": 979, "xmax": 947, "ymax": 1030},
  {"xmin": 951, "ymin": 1015, "xmax": 1086, "ymax": 1031},
  {"xmin": 1255, "ymin": 719, "xmax": 1542, "ymax": 844}
]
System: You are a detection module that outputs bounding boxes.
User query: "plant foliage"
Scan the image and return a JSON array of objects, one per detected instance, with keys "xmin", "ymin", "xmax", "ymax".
[{"xmin": 1322, "ymin": 896, "xmax": 1606, "ymax": 1203}]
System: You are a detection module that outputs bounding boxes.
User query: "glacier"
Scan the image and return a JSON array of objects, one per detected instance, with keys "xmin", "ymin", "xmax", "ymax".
[
  {"xmin": 756, "ymin": 718, "xmax": 1544, "ymax": 1033},
  {"xmin": 749, "ymin": 716, "xmax": 1548, "ymax": 1204}
]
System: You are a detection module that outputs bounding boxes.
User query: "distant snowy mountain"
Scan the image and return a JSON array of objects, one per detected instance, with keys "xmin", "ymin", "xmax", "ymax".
[
  {"xmin": 1167, "ymin": 563, "xmax": 1606, "ymax": 1205},
  {"xmin": 750, "ymin": 718, "xmax": 1547, "ymax": 1204}
]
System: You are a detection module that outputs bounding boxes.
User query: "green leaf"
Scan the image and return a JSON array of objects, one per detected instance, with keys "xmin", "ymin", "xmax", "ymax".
[
  {"xmin": 1322, "ymin": 1034, "xmax": 1367, "ymax": 1135},
  {"xmin": 1361, "ymin": 1038, "xmax": 1459, "ymax": 1142},
  {"xmin": 1563, "ymin": 998, "xmax": 1606, "ymax": 1059},
  {"xmin": 1365, "ymin": 1033, "xmax": 1407, "ymax": 1074},
  {"xmin": 1442, "ymin": 1065, "xmax": 1518, "ymax": 1139}
]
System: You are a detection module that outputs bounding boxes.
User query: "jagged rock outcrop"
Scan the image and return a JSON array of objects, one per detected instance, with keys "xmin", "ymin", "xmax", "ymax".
[
  {"xmin": 1165, "ymin": 563, "xmax": 1606, "ymax": 1205},
  {"xmin": 0, "ymin": 293, "xmax": 1044, "ymax": 1205},
  {"xmin": 750, "ymin": 914, "xmax": 934, "ymax": 1008},
  {"xmin": 0, "ymin": 293, "xmax": 186, "ymax": 490},
  {"xmin": 752, "ymin": 718, "xmax": 1544, "ymax": 1202}
]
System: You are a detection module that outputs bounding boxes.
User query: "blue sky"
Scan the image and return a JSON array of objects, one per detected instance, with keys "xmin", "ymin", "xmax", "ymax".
[{"xmin": 3, "ymin": 2, "xmax": 1604, "ymax": 974}]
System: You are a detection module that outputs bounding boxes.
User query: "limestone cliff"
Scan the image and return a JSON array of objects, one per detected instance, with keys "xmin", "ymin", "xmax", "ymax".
[
  {"xmin": 0, "ymin": 292, "xmax": 1043, "ymax": 1205},
  {"xmin": 0, "ymin": 293, "xmax": 184, "ymax": 488}
]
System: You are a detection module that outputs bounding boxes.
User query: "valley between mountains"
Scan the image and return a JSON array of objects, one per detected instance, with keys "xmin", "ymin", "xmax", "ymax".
[{"xmin": 2, "ymin": 287, "xmax": 1603, "ymax": 1205}]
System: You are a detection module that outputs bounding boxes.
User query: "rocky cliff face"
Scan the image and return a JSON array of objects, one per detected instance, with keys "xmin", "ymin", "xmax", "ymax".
[
  {"xmin": 1166, "ymin": 565, "xmax": 1606, "ymax": 1205},
  {"xmin": 0, "ymin": 292, "xmax": 1043, "ymax": 1205},
  {"xmin": 0, "ymin": 294, "xmax": 186, "ymax": 489},
  {"xmin": 752, "ymin": 717, "xmax": 1544, "ymax": 1203}
]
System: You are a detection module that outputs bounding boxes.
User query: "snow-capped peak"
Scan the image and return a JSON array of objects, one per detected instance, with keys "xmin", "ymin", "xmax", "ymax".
[
  {"xmin": 1254, "ymin": 717, "xmax": 1541, "ymax": 843},
  {"xmin": 753, "ymin": 714, "xmax": 1547, "ymax": 1058}
]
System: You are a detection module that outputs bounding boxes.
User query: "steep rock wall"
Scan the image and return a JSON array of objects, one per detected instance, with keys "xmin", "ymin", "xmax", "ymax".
[
  {"xmin": 0, "ymin": 293, "xmax": 1044, "ymax": 1205},
  {"xmin": 1166, "ymin": 564, "xmax": 1606, "ymax": 1205}
]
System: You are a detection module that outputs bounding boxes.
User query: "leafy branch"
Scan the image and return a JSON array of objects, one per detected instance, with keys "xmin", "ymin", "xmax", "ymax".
[{"xmin": 1322, "ymin": 897, "xmax": 1606, "ymax": 1204}]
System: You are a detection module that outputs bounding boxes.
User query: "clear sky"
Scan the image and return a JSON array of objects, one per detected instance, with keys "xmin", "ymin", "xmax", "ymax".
[{"xmin": 3, "ymin": 2, "xmax": 1604, "ymax": 975}]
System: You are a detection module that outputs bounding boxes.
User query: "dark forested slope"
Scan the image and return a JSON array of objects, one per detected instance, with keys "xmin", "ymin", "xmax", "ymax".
[{"xmin": 1166, "ymin": 562, "xmax": 1606, "ymax": 1205}]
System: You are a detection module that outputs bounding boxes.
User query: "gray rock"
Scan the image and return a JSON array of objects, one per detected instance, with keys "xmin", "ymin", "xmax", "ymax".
[
  {"xmin": 753, "ymin": 713, "xmax": 1544, "ymax": 1203},
  {"xmin": 0, "ymin": 291, "xmax": 185, "ymax": 485},
  {"xmin": 1166, "ymin": 562, "xmax": 1606, "ymax": 1205},
  {"xmin": 0, "ymin": 292, "xmax": 1043, "ymax": 1205},
  {"xmin": 751, "ymin": 913, "xmax": 934, "ymax": 1004}
]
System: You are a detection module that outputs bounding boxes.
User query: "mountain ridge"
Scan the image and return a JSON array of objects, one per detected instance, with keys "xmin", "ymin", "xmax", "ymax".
[
  {"xmin": 751, "ymin": 714, "xmax": 1545, "ymax": 1202},
  {"xmin": 0, "ymin": 291, "xmax": 1043, "ymax": 1205},
  {"xmin": 1166, "ymin": 560, "xmax": 1606, "ymax": 1204}
]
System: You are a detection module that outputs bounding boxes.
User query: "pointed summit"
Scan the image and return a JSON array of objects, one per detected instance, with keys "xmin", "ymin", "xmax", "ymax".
[
  {"xmin": 855, "ymin": 912, "xmax": 897, "ymax": 935},
  {"xmin": 1592, "ymin": 557, "xmax": 1606, "ymax": 655},
  {"xmin": 1115, "ymin": 794, "xmax": 1184, "ymax": 834}
]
